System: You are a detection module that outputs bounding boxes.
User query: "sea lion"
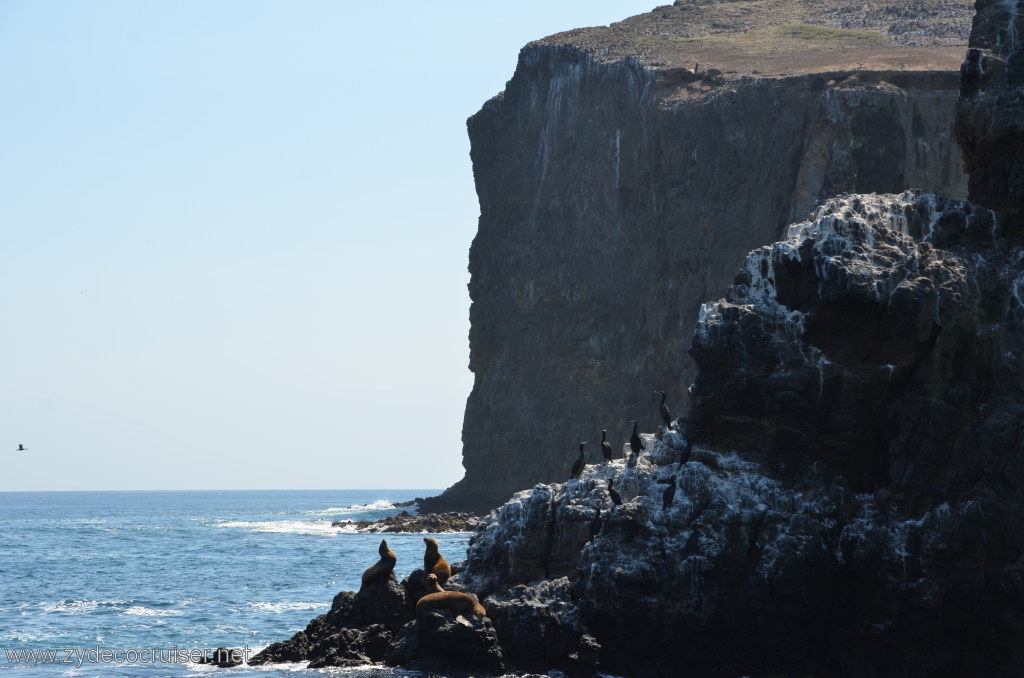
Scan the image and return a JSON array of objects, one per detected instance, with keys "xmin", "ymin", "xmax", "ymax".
[
  {"xmin": 423, "ymin": 572, "xmax": 445, "ymax": 594},
  {"xmin": 360, "ymin": 538, "xmax": 397, "ymax": 589},
  {"xmin": 416, "ymin": 590, "xmax": 487, "ymax": 620},
  {"xmin": 423, "ymin": 537, "xmax": 451, "ymax": 585}
]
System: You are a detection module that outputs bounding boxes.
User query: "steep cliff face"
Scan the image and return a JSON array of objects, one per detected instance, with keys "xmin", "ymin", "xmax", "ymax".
[
  {"xmin": 957, "ymin": 0, "xmax": 1024, "ymax": 225},
  {"xmin": 425, "ymin": 1, "xmax": 973, "ymax": 512}
]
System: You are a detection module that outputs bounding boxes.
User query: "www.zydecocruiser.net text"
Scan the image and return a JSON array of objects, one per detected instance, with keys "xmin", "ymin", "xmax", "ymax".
[{"xmin": 3, "ymin": 646, "xmax": 252, "ymax": 668}]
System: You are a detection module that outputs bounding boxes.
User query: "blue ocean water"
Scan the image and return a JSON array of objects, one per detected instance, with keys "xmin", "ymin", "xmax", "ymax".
[{"xmin": 0, "ymin": 490, "xmax": 471, "ymax": 677}]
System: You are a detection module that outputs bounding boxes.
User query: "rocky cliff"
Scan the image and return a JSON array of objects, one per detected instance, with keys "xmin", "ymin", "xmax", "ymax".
[
  {"xmin": 425, "ymin": 0, "xmax": 974, "ymax": 513},
  {"xmin": 458, "ymin": 186, "xmax": 1024, "ymax": 676},
  {"xmin": 250, "ymin": 2, "xmax": 1024, "ymax": 676},
  {"xmin": 448, "ymin": 3, "xmax": 1024, "ymax": 675},
  {"xmin": 957, "ymin": 0, "xmax": 1024, "ymax": 226}
]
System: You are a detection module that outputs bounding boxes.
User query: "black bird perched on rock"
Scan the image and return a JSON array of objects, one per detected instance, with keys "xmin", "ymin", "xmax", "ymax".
[
  {"xmin": 680, "ymin": 439, "xmax": 693, "ymax": 465},
  {"xmin": 600, "ymin": 430, "xmax": 614, "ymax": 463},
  {"xmin": 662, "ymin": 475, "xmax": 677, "ymax": 509},
  {"xmin": 589, "ymin": 507, "xmax": 603, "ymax": 540},
  {"xmin": 571, "ymin": 442, "xmax": 587, "ymax": 479},
  {"xmin": 629, "ymin": 420, "xmax": 644, "ymax": 457},
  {"xmin": 685, "ymin": 523, "xmax": 702, "ymax": 554},
  {"xmin": 654, "ymin": 390, "xmax": 672, "ymax": 428},
  {"xmin": 607, "ymin": 478, "xmax": 622, "ymax": 506}
]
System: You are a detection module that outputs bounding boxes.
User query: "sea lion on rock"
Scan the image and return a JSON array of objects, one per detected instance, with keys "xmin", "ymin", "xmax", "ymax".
[
  {"xmin": 423, "ymin": 537, "xmax": 451, "ymax": 585},
  {"xmin": 415, "ymin": 590, "xmax": 487, "ymax": 620},
  {"xmin": 360, "ymin": 538, "xmax": 397, "ymax": 589},
  {"xmin": 424, "ymin": 572, "xmax": 445, "ymax": 594}
]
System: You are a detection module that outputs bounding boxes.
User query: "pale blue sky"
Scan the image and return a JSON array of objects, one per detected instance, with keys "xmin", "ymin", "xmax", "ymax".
[{"xmin": 0, "ymin": 1, "xmax": 656, "ymax": 491}]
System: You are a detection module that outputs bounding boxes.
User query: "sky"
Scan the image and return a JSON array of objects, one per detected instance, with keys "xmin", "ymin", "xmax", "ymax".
[{"xmin": 0, "ymin": 0, "xmax": 658, "ymax": 491}]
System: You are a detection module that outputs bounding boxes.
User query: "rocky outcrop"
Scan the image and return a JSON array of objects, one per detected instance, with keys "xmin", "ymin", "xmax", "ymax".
[
  {"xmin": 426, "ymin": 1, "xmax": 973, "ymax": 513},
  {"xmin": 249, "ymin": 575, "xmax": 501, "ymax": 674},
  {"xmin": 332, "ymin": 511, "xmax": 481, "ymax": 533},
  {"xmin": 459, "ymin": 191, "xmax": 1024, "ymax": 677},
  {"xmin": 957, "ymin": 0, "xmax": 1024, "ymax": 226}
]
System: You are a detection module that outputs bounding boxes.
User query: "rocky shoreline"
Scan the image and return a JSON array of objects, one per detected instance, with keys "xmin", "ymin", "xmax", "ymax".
[{"xmin": 332, "ymin": 511, "xmax": 482, "ymax": 534}]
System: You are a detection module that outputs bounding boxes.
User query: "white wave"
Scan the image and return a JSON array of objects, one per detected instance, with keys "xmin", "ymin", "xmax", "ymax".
[
  {"xmin": 248, "ymin": 601, "xmax": 326, "ymax": 613},
  {"xmin": 123, "ymin": 606, "xmax": 182, "ymax": 617},
  {"xmin": 215, "ymin": 520, "xmax": 339, "ymax": 536},
  {"xmin": 41, "ymin": 600, "xmax": 128, "ymax": 614},
  {"xmin": 306, "ymin": 499, "xmax": 402, "ymax": 515}
]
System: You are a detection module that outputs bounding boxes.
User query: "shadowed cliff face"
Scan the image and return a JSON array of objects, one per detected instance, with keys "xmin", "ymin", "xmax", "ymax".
[
  {"xmin": 957, "ymin": 0, "xmax": 1024, "ymax": 226},
  {"xmin": 424, "ymin": 3, "xmax": 972, "ymax": 512}
]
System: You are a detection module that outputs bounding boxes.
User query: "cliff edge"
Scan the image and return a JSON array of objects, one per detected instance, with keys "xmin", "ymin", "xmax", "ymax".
[{"xmin": 424, "ymin": 0, "xmax": 974, "ymax": 513}]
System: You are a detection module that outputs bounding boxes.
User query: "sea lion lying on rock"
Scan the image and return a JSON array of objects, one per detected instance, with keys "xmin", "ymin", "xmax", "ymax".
[
  {"xmin": 423, "ymin": 537, "xmax": 451, "ymax": 585},
  {"xmin": 360, "ymin": 538, "xmax": 397, "ymax": 589},
  {"xmin": 415, "ymin": 588, "xmax": 487, "ymax": 621}
]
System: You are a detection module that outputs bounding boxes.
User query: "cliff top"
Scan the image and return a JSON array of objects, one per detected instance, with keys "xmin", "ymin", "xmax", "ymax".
[{"xmin": 536, "ymin": 0, "xmax": 972, "ymax": 79}]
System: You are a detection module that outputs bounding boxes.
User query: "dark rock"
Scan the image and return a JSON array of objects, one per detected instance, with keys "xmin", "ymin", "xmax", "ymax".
[
  {"xmin": 384, "ymin": 609, "xmax": 504, "ymax": 675},
  {"xmin": 688, "ymin": 190, "xmax": 1011, "ymax": 497},
  {"xmin": 197, "ymin": 647, "xmax": 244, "ymax": 667},
  {"xmin": 305, "ymin": 625, "xmax": 391, "ymax": 669},
  {"xmin": 248, "ymin": 615, "xmax": 328, "ymax": 665},
  {"xmin": 566, "ymin": 634, "xmax": 601, "ymax": 678},
  {"xmin": 484, "ymin": 578, "xmax": 594, "ymax": 675},
  {"xmin": 332, "ymin": 510, "xmax": 483, "ymax": 532},
  {"xmin": 422, "ymin": 1, "xmax": 971, "ymax": 514},
  {"xmin": 249, "ymin": 578, "xmax": 413, "ymax": 668},
  {"xmin": 351, "ymin": 578, "xmax": 411, "ymax": 632},
  {"xmin": 956, "ymin": 0, "xmax": 1024, "ymax": 228}
]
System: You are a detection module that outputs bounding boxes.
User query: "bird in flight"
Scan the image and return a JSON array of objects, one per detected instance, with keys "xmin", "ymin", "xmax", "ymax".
[{"xmin": 16, "ymin": 444, "xmax": 27, "ymax": 451}]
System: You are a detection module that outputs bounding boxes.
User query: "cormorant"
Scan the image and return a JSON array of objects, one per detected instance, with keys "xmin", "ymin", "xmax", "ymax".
[
  {"xmin": 662, "ymin": 476, "xmax": 677, "ymax": 509},
  {"xmin": 600, "ymin": 430, "xmax": 614, "ymax": 463},
  {"xmin": 16, "ymin": 444, "xmax": 26, "ymax": 451},
  {"xmin": 629, "ymin": 420, "xmax": 644, "ymax": 456},
  {"xmin": 571, "ymin": 442, "xmax": 587, "ymax": 479},
  {"xmin": 680, "ymin": 439, "xmax": 693, "ymax": 465},
  {"xmin": 589, "ymin": 507, "xmax": 603, "ymax": 539},
  {"xmin": 607, "ymin": 478, "xmax": 622, "ymax": 506},
  {"xmin": 654, "ymin": 390, "xmax": 672, "ymax": 428},
  {"xmin": 685, "ymin": 523, "xmax": 702, "ymax": 554}
]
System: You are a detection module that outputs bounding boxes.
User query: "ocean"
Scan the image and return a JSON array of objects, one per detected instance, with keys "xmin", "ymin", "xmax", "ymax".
[{"xmin": 0, "ymin": 490, "xmax": 471, "ymax": 677}]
